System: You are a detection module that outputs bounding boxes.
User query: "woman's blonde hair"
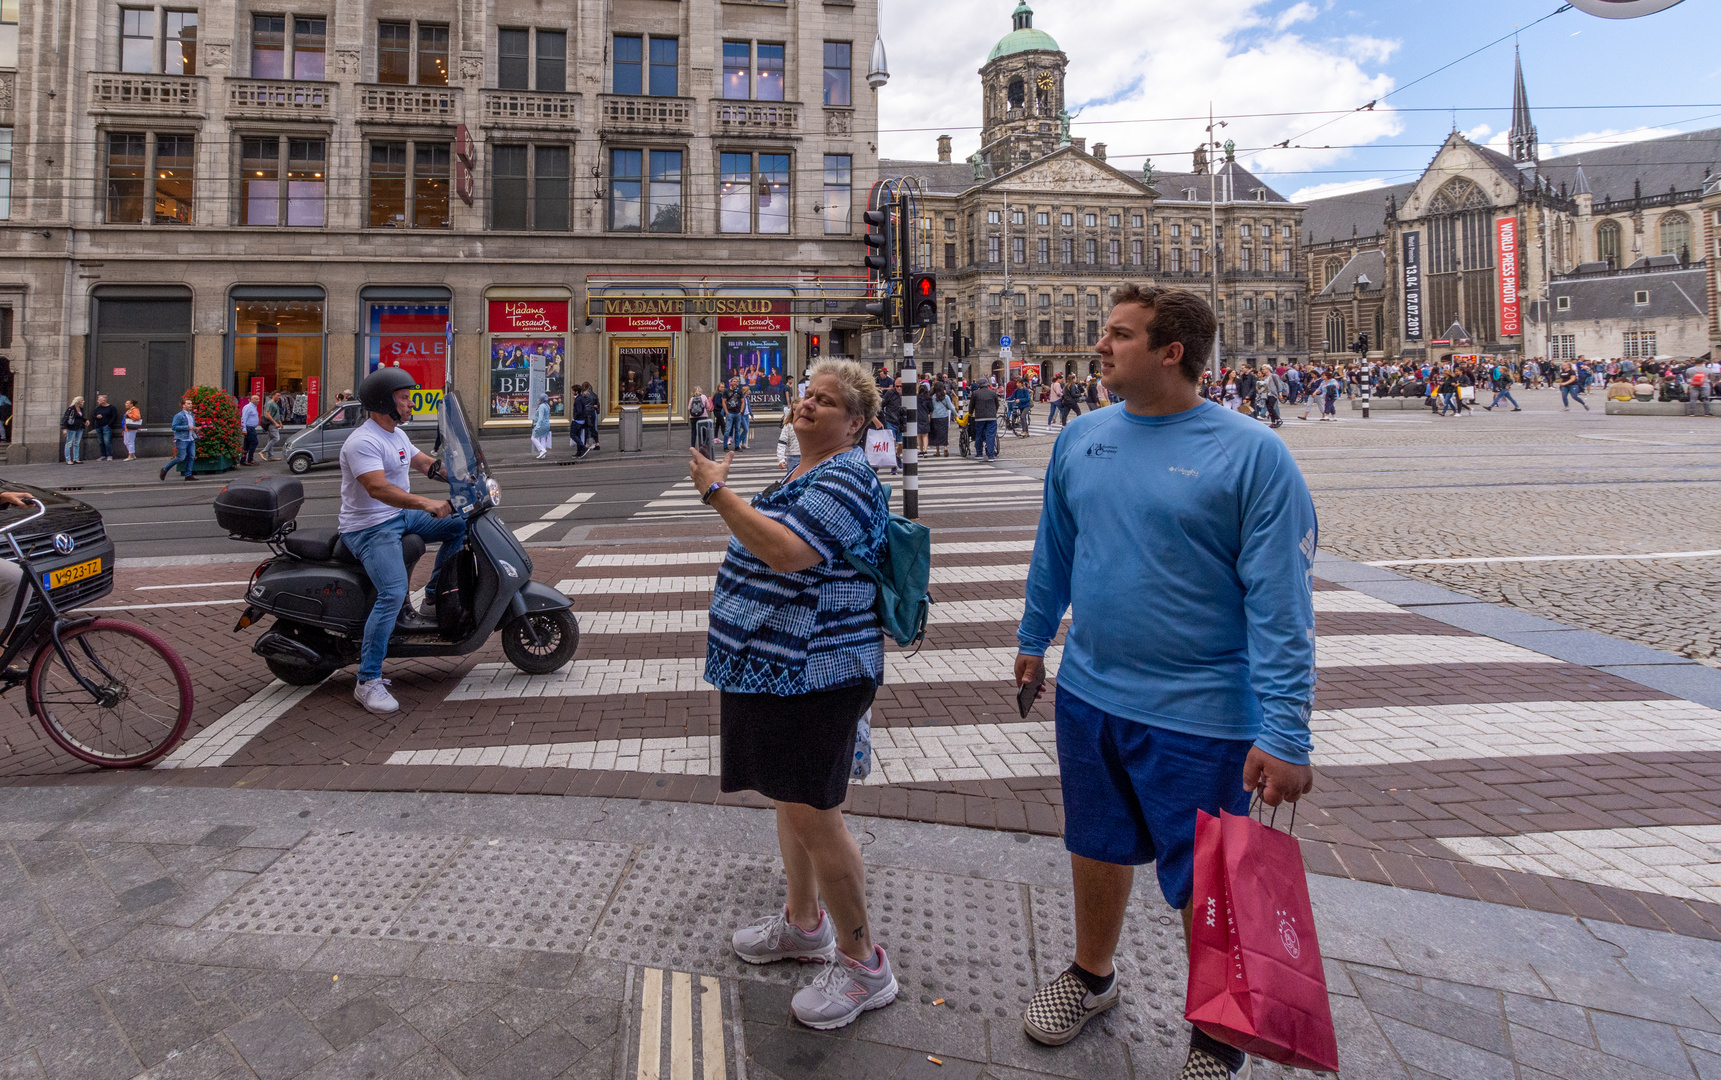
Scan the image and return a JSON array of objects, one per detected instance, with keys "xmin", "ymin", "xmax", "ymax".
[
  {"xmin": 71, "ymin": 396, "xmax": 84, "ymax": 407},
  {"xmin": 692, "ymin": 386, "xmax": 704, "ymax": 397},
  {"xmin": 805, "ymin": 359, "xmax": 880, "ymax": 423}
]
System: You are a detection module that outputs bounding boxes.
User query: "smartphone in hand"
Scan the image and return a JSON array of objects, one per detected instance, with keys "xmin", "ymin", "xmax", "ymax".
[{"xmin": 1016, "ymin": 677, "xmax": 1043, "ymax": 719}]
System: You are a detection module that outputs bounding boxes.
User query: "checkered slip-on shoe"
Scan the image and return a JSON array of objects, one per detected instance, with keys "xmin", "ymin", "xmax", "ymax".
[
  {"xmin": 1179, "ymin": 1044, "xmax": 1252, "ymax": 1079},
  {"xmin": 1021, "ymin": 969, "xmax": 1120, "ymax": 1046}
]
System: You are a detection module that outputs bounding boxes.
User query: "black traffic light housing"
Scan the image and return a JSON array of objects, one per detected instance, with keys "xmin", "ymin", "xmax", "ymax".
[
  {"xmin": 1353, "ymin": 333, "xmax": 1369, "ymax": 355},
  {"xmin": 908, "ymin": 272, "xmax": 938, "ymax": 328},
  {"xmin": 807, "ymin": 333, "xmax": 821, "ymax": 359},
  {"xmin": 863, "ymin": 204, "xmax": 896, "ymax": 327}
]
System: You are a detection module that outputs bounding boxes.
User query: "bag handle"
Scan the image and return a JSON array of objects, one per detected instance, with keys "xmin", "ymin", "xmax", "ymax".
[{"xmin": 1249, "ymin": 792, "xmax": 1299, "ymax": 835}]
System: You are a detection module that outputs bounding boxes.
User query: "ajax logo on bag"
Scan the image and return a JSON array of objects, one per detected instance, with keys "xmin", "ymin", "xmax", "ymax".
[{"xmin": 1277, "ymin": 909, "xmax": 1302, "ymax": 959}]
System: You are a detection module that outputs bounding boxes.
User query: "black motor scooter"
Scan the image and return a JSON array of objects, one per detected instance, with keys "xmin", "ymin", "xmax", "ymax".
[{"xmin": 216, "ymin": 390, "xmax": 578, "ymax": 686}]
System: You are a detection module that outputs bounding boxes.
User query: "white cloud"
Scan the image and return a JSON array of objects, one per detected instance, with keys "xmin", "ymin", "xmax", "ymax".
[
  {"xmin": 877, "ymin": 0, "xmax": 1403, "ymax": 187},
  {"xmin": 1462, "ymin": 123, "xmax": 1493, "ymax": 142},
  {"xmin": 1275, "ymin": 2, "xmax": 1319, "ymax": 31},
  {"xmin": 1541, "ymin": 126, "xmax": 1686, "ymax": 159},
  {"xmin": 1288, "ymin": 177, "xmax": 1389, "ymax": 202}
]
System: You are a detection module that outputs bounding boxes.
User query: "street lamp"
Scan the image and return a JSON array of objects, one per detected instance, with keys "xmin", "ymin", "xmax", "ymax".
[{"xmin": 1205, "ymin": 109, "xmax": 1227, "ymax": 378}]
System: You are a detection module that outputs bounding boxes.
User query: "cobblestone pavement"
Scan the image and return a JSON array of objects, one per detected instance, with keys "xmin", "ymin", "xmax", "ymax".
[{"xmin": 998, "ymin": 388, "xmax": 1721, "ymax": 665}]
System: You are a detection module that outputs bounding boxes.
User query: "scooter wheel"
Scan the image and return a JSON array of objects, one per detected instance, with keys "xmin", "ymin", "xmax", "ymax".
[
  {"xmin": 502, "ymin": 610, "xmax": 579, "ymax": 675},
  {"xmin": 266, "ymin": 656, "xmax": 336, "ymax": 686}
]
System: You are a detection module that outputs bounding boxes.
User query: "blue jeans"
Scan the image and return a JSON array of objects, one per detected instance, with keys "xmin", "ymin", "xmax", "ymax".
[
  {"xmin": 63, "ymin": 430, "xmax": 82, "ymax": 462},
  {"xmin": 723, "ymin": 413, "xmax": 741, "ymax": 449},
  {"xmin": 1560, "ymin": 385, "xmax": 1585, "ymax": 408},
  {"xmin": 738, "ymin": 413, "xmax": 751, "ymax": 446},
  {"xmin": 1440, "ymin": 392, "xmax": 1459, "ymax": 415},
  {"xmin": 171, "ymin": 438, "xmax": 196, "ymax": 476},
  {"xmin": 972, "ymin": 419, "xmax": 997, "ymax": 459},
  {"xmin": 98, "ymin": 427, "xmax": 113, "ymax": 458},
  {"xmin": 342, "ymin": 510, "xmax": 469, "ymax": 682},
  {"xmin": 1490, "ymin": 388, "xmax": 1519, "ymax": 409}
]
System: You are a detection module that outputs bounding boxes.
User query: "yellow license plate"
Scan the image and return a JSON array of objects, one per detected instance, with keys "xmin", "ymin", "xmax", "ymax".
[{"xmin": 44, "ymin": 557, "xmax": 102, "ymax": 590}]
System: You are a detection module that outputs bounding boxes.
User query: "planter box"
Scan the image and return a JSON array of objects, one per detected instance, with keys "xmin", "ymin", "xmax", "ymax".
[{"xmin": 192, "ymin": 453, "xmax": 236, "ymax": 473}]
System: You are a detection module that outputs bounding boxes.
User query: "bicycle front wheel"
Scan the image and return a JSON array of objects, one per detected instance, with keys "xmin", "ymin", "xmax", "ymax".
[{"xmin": 29, "ymin": 619, "xmax": 193, "ymax": 767}]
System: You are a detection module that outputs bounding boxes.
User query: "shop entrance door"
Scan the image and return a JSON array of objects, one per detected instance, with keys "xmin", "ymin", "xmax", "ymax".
[{"xmin": 89, "ymin": 292, "xmax": 192, "ymax": 425}]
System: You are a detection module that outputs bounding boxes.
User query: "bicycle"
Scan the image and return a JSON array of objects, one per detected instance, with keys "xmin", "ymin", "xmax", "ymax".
[
  {"xmin": 0, "ymin": 499, "xmax": 192, "ymax": 767},
  {"xmin": 1005, "ymin": 404, "xmax": 1032, "ymax": 438}
]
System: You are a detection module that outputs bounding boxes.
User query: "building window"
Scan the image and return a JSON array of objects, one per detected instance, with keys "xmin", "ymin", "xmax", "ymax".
[
  {"xmin": 0, "ymin": 126, "xmax": 11, "ymax": 220},
  {"xmin": 987, "ymin": 235, "xmax": 1000, "ymax": 262},
  {"xmin": 1240, "ymin": 247, "xmax": 1251, "ymax": 272},
  {"xmin": 376, "ymin": 20, "xmax": 444, "ymax": 84},
  {"xmin": 1061, "ymin": 237, "xmax": 1073, "ymax": 263},
  {"xmin": 608, "ymin": 148, "xmax": 682, "ymax": 233},
  {"xmin": 1086, "ymin": 319, "xmax": 1098, "ymax": 346},
  {"xmin": 1169, "ymin": 247, "xmax": 1181, "ymax": 272},
  {"xmin": 367, "ymin": 140, "xmax": 449, "ymax": 228},
  {"xmin": 1284, "ymin": 321, "xmax": 1296, "ymax": 348},
  {"xmin": 989, "ymin": 319, "xmax": 1003, "ymax": 345},
  {"xmin": 1659, "ymin": 212, "xmax": 1691, "ymax": 262},
  {"xmin": 1264, "ymin": 321, "xmax": 1276, "ymax": 346},
  {"xmin": 1037, "ymin": 294, "xmax": 1050, "ymax": 309},
  {"xmin": 1012, "ymin": 236, "xmax": 1025, "ymax": 264},
  {"xmin": 1279, "ymin": 249, "xmax": 1291, "ymax": 272},
  {"xmin": 1037, "ymin": 237, "xmax": 1050, "ymax": 263},
  {"xmin": 232, "ymin": 294, "xmax": 323, "ymax": 410},
  {"xmin": 1132, "ymin": 214, "xmax": 1143, "ymax": 228},
  {"xmin": 1555, "ymin": 295, "xmax": 1570, "ymax": 311},
  {"xmin": 1108, "ymin": 239, "xmax": 1120, "ymax": 265},
  {"xmin": 1633, "ymin": 289, "xmax": 1649, "ymax": 305},
  {"xmin": 1084, "ymin": 213, "xmax": 1096, "ymax": 227},
  {"xmin": 823, "ymin": 41, "xmax": 850, "ymax": 106},
  {"xmin": 614, "ymin": 35, "xmax": 643, "ymax": 94},
  {"xmin": 1550, "ymin": 334, "xmax": 1575, "ymax": 360},
  {"xmin": 1036, "ymin": 211, "xmax": 1049, "ymax": 226},
  {"xmin": 492, "ymin": 144, "xmax": 571, "ymax": 231},
  {"xmin": 822, "ymin": 154, "xmax": 851, "ymax": 235},
  {"xmin": 1240, "ymin": 224, "xmax": 1251, "ymax": 239},
  {"xmin": 122, "ymin": 7, "xmax": 158, "ymax": 72},
  {"xmin": 719, "ymin": 152, "xmax": 788, "ymax": 234},
  {"xmin": 0, "ymin": 0, "xmax": 16, "ymax": 67},
  {"xmin": 1013, "ymin": 318, "xmax": 1026, "ymax": 344},
  {"xmin": 1061, "ymin": 319, "xmax": 1074, "ymax": 346},
  {"xmin": 1037, "ymin": 320, "xmax": 1051, "ymax": 346},
  {"xmin": 1060, "ymin": 212, "xmax": 1073, "ymax": 227},
  {"xmin": 497, "ymin": 28, "xmax": 566, "ymax": 92},
  {"xmin": 987, "ymin": 209, "xmax": 1000, "ymax": 224},
  {"xmin": 944, "ymin": 243, "xmax": 956, "ymax": 269},
  {"xmin": 723, "ymin": 41, "xmax": 782, "ymax": 100},
  {"xmin": 1595, "ymin": 219, "xmax": 1621, "ymax": 266},
  {"xmin": 106, "ymin": 131, "xmax": 194, "ymax": 223},
  {"xmin": 1010, "ymin": 209, "xmax": 1024, "ymax": 226},
  {"xmin": 1131, "ymin": 239, "xmax": 1142, "ymax": 265},
  {"xmin": 1084, "ymin": 239, "xmax": 1096, "ymax": 264},
  {"xmin": 1623, "ymin": 330, "xmax": 1656, "ymax": 357},
  {"xmin": 1108, "ymin": 213, "xmax": 1120, "ymax": 227},
  {"xmin": 239, "ymin": 136, "xmax": 324, "ymax": 226},
  {"xmin": 1242, "ymin": 322, "xmax": 1255, "ymax": 347}
]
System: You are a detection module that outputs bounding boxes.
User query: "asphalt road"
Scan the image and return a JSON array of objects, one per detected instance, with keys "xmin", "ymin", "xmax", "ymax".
[{"xmin": 68, "ymin": 443, "xmax": 722, "ymax": 560}]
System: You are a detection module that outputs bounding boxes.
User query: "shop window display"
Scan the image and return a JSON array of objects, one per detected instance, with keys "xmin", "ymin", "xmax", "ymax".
[
  {"xmin": 615, "ymin": 345, "xmax": 669, "ymax": 406},
  {"xmin": 366, "ymin": 302, "xmax": 448, "ymax": 420},
  {"xmin": 488, "ymin": 300, "xmax": 568, "ymax": 419},
  {"xmin": 233, "ymin": 297, "xmax": 323, "ymax": 423}
]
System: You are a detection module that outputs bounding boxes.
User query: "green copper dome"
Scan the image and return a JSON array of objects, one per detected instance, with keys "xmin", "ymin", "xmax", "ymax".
[{"xmin": 986, "ymin": 1, "xmax": 1061, "ymax": 61}]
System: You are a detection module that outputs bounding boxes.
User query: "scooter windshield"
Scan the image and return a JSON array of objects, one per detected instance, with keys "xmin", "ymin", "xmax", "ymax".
[{"xmin": 437, "ymin": 390, "xmax": 491, "ymax": 512}]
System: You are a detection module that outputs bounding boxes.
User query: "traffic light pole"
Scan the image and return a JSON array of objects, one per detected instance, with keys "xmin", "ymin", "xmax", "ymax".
[{"xmin": 902, "ymin": 337, "xmax": 918, "ymax": 519}]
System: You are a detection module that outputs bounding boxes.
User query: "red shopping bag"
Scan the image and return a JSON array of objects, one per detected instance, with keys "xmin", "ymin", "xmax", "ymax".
[{"xmin": 1185, "ymin": 809, "xmax": 1340, "ymax": 1072}]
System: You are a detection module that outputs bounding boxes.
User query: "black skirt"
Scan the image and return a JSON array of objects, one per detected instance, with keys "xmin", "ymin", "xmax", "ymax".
[
  {"xmin": 720, "ymin": 682, "xmax": 878, "ymax": 810},
  {"xmin": 928, "ymin": 416, "xmax": 950, "ymax": 446}
]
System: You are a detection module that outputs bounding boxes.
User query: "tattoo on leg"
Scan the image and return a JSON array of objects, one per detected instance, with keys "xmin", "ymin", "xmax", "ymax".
[{"xmin": 852, "ymin": 925, "xmax": 865, "ymax": 941}]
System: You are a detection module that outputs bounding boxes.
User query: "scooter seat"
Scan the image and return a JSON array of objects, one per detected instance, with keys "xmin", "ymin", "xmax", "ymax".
[{"xmin": 284, "ymin": 527, "xmax": 427, "ymax": 570}]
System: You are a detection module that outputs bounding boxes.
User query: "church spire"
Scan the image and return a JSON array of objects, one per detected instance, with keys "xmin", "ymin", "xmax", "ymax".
[{"xmin": 1509, "ymin": 45, "xmax": 1538, "ymax": 167}]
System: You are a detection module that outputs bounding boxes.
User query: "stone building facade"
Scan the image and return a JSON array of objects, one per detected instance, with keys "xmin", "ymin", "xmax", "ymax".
[
  {"xmin": 0, "ymin": 0, "xmax": 879, "ymax": 457},
  {"xmin": 875, "ymin": 3, "xmax": 1306, "ymax": 382},
  {"xmin": 1300, "ymin": 50, "xmax": 1718, "ymax": 364},
  {"xmin": 1527, "ymin": 257, "xmax": 1707, "ymax": 361}
]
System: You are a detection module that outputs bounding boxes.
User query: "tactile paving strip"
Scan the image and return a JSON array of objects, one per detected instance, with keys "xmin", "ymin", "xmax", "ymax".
[
  {"xmin": 204, "ymin": 832, "xmax": 466, "ymax": 937},
  {"xmin": 589, "ymin": 846, "xmax": 805, "ymax": 984},
  {"xmin": 1029, "ymin": 885, "xmax": 1187, "ymax": 1050},
  {"xmin": 872, "ymin": 865, "xmax": 1034, "ymax": 1020},
  {"xmin": 386, "ymin": 837, "xmax": 633, "ymax": 952}
]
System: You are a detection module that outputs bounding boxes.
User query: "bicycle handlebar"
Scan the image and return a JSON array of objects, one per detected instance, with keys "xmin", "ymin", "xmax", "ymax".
[{"xmin": 0, "ymin": 498, "xmax": 47, "ymax": 536}]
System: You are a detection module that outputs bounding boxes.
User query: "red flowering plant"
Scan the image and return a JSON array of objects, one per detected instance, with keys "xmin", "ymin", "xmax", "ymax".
[{"xmin": 185, "ymin": 386, "xmax": 242, "ymax": 464}]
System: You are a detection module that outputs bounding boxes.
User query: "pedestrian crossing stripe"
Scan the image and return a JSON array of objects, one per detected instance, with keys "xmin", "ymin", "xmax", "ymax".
[
  {"xmin": 635, "ymin": 968, "xmax": 726, "ymax": 1080},
  {"xmin": 512, "ymin": 491, "xmax": 593, "ymax": 541}
]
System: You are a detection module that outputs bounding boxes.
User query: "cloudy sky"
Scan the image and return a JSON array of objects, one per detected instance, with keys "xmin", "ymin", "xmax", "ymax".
[{"xmin": 873, "ymin": 0, "xmax": 1720, "ymax": 202}]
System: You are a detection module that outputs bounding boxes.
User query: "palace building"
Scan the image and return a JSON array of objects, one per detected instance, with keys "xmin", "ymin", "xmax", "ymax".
[
  {"xmin": 875, "ymin": 1, "xmax": 1308, "ymax": 382},
  {"xmin": 0, "ymin": 0, "xmax": 880, "ymax": 458},
  {"xmin": 1302, "ymin": 49, "xmax": 1720, "ymax": 365}
]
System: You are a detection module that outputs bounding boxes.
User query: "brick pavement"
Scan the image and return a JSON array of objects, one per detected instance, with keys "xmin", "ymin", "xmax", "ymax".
[{"xmin": 7, "ymin": 526, "xmax": 1721, "ymax": 944}]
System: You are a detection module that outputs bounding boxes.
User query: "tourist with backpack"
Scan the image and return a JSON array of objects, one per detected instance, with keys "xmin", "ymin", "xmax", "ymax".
[
  {"xmin": 569, "ymin": 386, "xmax": 592, "ymax": 457},
  {"xmin": 687, "ymin": 385, "xmax": 711, "ymax": 448},
  {"xmin": 688, "ymin": 358, "xmax": 903, "ymax": 1033}
]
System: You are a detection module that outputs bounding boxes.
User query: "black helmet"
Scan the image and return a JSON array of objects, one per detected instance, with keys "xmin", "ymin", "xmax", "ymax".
[{"xmin": 359, "ymin": 366, "xmax": 418, "ymax": 422}]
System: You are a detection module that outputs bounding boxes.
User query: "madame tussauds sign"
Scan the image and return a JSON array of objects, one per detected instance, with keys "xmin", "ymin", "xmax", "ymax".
[{"xmin": 594, "ymin": 297, "xmax": 789, "ymax": 316}]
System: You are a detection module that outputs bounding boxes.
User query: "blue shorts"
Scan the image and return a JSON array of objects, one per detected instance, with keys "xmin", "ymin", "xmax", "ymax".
[{"xmin": 1056, "ymin": 686, "xmax": 1254, "ymax": 910}]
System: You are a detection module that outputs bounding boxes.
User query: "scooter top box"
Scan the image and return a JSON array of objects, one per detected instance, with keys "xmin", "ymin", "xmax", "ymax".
[{"xmin": 214, "ymin": 476, "xmax": 305, "ymax": 540}]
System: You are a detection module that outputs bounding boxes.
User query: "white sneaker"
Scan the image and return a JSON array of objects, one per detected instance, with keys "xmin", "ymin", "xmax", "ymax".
[{"xmin": 353, "ymin": 678, "xmax": 398, "ymax": 714}]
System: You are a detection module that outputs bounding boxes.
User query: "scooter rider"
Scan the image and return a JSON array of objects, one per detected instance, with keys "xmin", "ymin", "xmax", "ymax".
[{"xmin": 340, "ymin": 368, "xmax": 467, "ymax": 715}]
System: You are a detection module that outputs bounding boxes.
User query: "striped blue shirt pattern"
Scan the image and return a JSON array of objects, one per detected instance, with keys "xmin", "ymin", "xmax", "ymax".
[{"xmin": 704, "ymin": 448, "xmax": 889, "ymax": 696}]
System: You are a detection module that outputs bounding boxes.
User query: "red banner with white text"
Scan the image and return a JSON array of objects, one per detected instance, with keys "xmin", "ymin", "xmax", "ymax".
[{"xmin": 1496, "ymin": 217, "xmax": 1520, "ymax": 337}]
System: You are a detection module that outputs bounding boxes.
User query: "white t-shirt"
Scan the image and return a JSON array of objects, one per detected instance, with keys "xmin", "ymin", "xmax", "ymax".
[{"xmin": 339, "ymin": 419, "xmax": 418, "ymax": 533}]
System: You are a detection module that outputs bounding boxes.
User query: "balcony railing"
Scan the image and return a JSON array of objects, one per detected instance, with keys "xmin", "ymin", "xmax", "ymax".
[
  {"xmin": 356, "ymin": 84, "xmax": 461, "ymax": 123},
  {"xmin": 88, "ymin": 72, "xmax": 204, "ymax": 116},
  {"xmin": 226, "ymin": 78, "xmax": 332, "ymax": 117},
  {"xmin": 710, "ymin": 99, "xmax": 800, "ymax": 137},
  {"xmin": 598, "ymin": 94, "xmax": 694, "ymax": 135},
  {"xmin": 481, "ymin": 88, "xmax": 581, "ymax": 127}
]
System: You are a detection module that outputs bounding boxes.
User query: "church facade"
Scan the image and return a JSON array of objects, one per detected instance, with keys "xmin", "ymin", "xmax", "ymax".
[
  {"xmin": 873, "ymin": 2, "xmax": 1308, "ymax": 380},
  {"xmin": 1302, "ymin": 50, "xmax": 1719, "ymax": 365}
]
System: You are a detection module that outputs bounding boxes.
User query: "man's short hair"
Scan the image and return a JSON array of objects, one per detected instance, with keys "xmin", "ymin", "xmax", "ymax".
[{"xmin": 1110, "ymin": 285, "xmax": 1217, "ymax": 383}]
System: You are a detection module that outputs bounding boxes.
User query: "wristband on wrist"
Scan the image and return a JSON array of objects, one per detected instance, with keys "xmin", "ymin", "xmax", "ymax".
[{"xmin": 701, "ymin": 480, "xmax": 726, "ymax": 505}]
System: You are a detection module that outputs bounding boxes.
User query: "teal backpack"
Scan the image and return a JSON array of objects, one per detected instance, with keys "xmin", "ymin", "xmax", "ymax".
[{"xmin": 844, "ymin": 485, "xmax": 932, "ymax": 649}]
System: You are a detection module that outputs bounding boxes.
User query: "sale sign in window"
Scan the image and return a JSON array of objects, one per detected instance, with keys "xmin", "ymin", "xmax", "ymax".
[{"xmin": 367, "ymin": 303, "xmax": 449, "ymax": 420}]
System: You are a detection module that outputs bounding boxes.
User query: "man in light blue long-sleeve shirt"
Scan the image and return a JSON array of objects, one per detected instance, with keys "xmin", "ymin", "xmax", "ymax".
[{"xmin": 1015, "ymin": 285, "xmax": 1317, "ymax": 1077}]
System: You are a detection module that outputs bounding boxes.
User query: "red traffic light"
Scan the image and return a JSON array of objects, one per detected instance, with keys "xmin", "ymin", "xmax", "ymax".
[{"xmin": 916, "ymin": 277, "xmax": 934, "ymax": 297}]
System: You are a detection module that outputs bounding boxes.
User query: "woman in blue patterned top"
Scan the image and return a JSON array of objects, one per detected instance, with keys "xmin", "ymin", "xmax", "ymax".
[{"xmin": 688, "ymin": 358, "xmax": 898, "ymax": 1031}]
